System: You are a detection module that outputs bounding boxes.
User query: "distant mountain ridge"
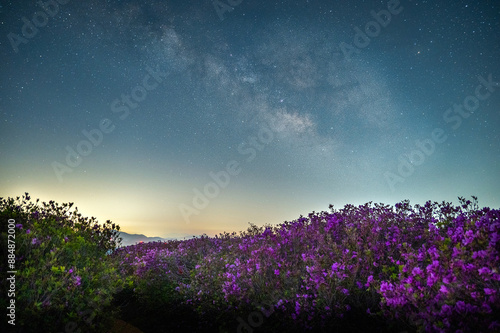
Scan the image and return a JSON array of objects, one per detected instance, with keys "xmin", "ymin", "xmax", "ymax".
[
  {"xmin": 117, "ymin": 231, "xmax": 194, "ymax": 247},
  {"xmin": 117, "ymin": 232, "xmax": 165, "ymax": 247}
]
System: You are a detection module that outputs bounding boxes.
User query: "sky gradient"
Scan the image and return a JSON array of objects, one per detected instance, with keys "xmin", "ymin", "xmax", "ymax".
[{"xmin": 1, "ymin": 0, "xmax": 499, "ymax": 238}]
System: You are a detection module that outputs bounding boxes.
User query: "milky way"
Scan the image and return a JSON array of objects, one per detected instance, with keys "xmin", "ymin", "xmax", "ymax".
[{"xmin": 1, "ymin": 0, "xmax": 499, "ymax": 237}]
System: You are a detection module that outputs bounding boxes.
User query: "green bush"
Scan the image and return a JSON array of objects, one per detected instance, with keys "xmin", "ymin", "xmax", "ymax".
[{"xmin": 0, "ymin": 193, "xmax": 124, "ymax": 333}]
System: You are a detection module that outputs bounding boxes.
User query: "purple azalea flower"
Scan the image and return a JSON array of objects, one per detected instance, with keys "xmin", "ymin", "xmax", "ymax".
[
  {"xmin": 365, "ymin": 275, "xmax": 374, "ymax": 287},
  {"xmin": 74, "ymin": 276, "xmax": 82, "ymax": 286},
  {"xmin": 412, "ymin": 267, "xmax": 423, "ymax": 276},
  {"xmin": 455, "ymin": 301, "xmax": 466, "ymax": 313},
  {"xmin": 484, "ymin": 288, "xmax": 496, "ymax": 295}
]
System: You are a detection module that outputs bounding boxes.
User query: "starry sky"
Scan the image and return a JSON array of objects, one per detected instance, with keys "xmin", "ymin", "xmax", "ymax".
[{"xmin": 1, "ymin": 0, "xmax": 499, "ymax": 238}]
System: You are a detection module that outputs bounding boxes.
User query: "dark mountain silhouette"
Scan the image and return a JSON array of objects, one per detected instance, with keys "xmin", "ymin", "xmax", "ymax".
[
  {"xmin": 118, "ymin": 231, "xmax": 195, "ymax": 247},
  {"xmin": 118, "ymin": 232, "xmax": 165, "ymax": 247}
]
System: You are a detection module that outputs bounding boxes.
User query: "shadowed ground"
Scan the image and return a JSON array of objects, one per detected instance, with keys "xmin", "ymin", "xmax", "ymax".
[{"xmin": 110, "ymin": 319, "xmax": 145, "ymax": 333}]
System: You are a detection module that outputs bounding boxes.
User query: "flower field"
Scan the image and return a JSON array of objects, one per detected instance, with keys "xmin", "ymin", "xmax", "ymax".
[
  {"xmin": 1, "ymin": 194, "xmax": 499, "ymax": 332},
  {"xmin": 111, "ymin": 197, "xmax": 500, "ymax": 332}
]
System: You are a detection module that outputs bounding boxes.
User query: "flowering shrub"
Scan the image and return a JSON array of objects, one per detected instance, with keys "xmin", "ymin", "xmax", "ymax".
[
  {"xmin": 0, "ymin": 193, "xmax": 124, "ymax": 332},
  {"xmin": 376, "ymin": 201, "xmax": 500, "ymax": 332},
  {"xmin": 112, "ymin": 197, "xmax": 499, "ymax": 332}
]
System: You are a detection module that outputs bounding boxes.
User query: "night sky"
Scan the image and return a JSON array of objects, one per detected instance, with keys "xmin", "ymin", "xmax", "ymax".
[{"xmin": 1, "ymin": 0, "xmax": 499, "ymax": 238}]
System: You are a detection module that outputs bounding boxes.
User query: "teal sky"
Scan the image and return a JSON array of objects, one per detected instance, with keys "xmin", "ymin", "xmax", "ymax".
[{"xmin": 1, "ymin": 0, "xmax": 499, "ymax": 238}]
